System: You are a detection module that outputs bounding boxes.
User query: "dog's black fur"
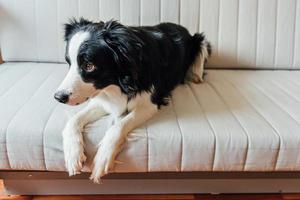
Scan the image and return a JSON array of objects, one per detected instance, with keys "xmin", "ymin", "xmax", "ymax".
[{"xmin": 64, "ymin": 18, "xmax": 211, "ymax": 108}]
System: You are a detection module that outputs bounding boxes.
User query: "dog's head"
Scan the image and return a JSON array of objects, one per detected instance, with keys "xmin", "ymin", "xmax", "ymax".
[{"xmin": 54, "ymin": 18, "xmax": 143, "ymax": 105}]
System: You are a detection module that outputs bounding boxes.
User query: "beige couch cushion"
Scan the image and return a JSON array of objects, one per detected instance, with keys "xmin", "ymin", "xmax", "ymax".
[
  {"xmin": 1, "ymin": 62, "xmax": 300, "ymax": 173},
  {"xmin": 0, "ymin": 0, "xmax": 300, "ymax": 69}
]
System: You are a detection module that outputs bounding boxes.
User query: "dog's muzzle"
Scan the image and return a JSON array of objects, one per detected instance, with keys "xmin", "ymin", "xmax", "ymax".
[{"xmin": 54, "ymin": 90, "xmax": 70, "ymax": 104}]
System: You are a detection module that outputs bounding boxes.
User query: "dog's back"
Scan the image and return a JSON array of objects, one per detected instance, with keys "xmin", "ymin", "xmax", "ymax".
[{"xmin": 128, "ymin": 22, "xmax": 211, "ymax": 105}]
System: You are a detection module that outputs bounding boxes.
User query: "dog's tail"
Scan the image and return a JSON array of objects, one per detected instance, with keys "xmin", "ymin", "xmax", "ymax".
[{"xmin": 186, "ymin": 33, "xmax": 212, "ymax": 83}]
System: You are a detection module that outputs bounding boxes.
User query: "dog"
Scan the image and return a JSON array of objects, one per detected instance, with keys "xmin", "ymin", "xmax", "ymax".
[{"xmin": 54, "ymin": 18, "xmax": 211, "ymax": 183}]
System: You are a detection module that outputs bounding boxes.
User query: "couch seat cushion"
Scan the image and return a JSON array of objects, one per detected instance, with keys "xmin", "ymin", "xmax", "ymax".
[{"xmin": 0, "ymin": 62, "xmax": 300, "ymax": 172}]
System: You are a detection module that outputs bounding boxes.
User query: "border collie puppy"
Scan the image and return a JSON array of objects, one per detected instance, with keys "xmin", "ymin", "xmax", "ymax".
[{"xmin": 54, "ymin": 18, "xmax": 211, "ymax": 183}]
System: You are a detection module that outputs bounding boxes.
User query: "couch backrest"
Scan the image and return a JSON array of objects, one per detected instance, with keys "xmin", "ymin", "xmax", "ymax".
[{"xmin": 0, "ymin": 0, "xmax": 299, "ymax": 69}]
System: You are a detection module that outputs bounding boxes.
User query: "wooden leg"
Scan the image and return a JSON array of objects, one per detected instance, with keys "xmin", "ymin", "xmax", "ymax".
[{"xmin": 0, "ymin": 49, "xmax": 4, "ymax": 64}]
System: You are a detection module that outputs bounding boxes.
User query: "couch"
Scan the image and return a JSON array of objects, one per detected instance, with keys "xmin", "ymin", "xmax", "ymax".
[{"xmin": 1, "ymin": 0, "xmax": 300, "ymax": 195}]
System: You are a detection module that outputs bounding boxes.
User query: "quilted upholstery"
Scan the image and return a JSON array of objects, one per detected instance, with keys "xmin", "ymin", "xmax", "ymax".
[
  {"xmin": 0, "ymin": 0, "xmax": 300, "ymax": 69},
  {"xmin": 1, "ymin": 62, "xmax": 300, "ymax": 172}
]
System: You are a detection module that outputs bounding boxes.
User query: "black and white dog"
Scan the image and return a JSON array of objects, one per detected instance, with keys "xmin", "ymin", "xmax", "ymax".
[{"xmin": 54, "ymin": 18, "xmax": 211, "ymax": 183}]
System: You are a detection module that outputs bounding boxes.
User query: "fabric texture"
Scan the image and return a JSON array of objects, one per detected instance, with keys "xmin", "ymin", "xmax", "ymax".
[
  {"xmin": 1, "ymin": 62, "xmax": 300, "ymax": 172},
  {"xmin": 0, "ymin": 0, "xmax": 299, "ymax": 69}
]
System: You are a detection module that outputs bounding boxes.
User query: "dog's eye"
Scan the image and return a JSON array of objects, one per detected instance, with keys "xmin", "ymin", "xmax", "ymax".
[{"xmin": 83, "ymin": 63, "xmax": 96, "ymax": 72}]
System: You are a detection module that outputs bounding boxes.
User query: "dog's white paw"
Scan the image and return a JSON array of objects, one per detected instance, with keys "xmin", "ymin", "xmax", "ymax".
[
  {"xmin": 63, "ymin": 123, "xmax": 86, "ymax": 176},
  {"xmin": 90, "ymin": 126, "xmax": 122, "ymax": 183},
  {"xmin": 90, "ymin": 146, "xmax": 116, "ymax": 183},
  {"xmin": 191, "ymin": 73, "xmax": 204, "ymax": 84}
]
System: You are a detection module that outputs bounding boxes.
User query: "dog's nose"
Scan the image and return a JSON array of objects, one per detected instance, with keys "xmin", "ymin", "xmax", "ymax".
[{"xmin": 54, "ymin": 91, "xmax": 69, "ymax": 104}]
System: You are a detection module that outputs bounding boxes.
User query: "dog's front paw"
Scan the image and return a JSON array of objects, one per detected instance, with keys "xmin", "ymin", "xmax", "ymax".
[
  {"xmin": 90, "ymin": 146, "xmax": 116, "ymax": 183},
  {"xmin": 90, "ymin": 126, "xmax": 122, "ymax": 183},
  {"xmin": 63, "ymin": 123, "xmax": 86, "ymax": 176}
]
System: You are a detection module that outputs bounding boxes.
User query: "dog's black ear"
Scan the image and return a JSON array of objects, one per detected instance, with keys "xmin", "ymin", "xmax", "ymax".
[
  {"xmin": 102, "ymin": 20, "xmax": 144, "ymax": 81},
  {"xmin": 64, "ymin": 17, "xmax": 92, "ymax": 41}
]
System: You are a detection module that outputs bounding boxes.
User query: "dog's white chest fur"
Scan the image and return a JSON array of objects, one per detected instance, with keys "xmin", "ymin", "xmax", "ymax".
[
  {"xmin": 92, "ymin": 86, "xmax": 127, "ymax": 118},
  {"xmin": 92, "ymin": 85, "xmax": 151, "ymax": 119}
]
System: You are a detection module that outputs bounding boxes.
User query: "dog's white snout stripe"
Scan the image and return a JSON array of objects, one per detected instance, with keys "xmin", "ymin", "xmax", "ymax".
[
  {"xmin": 68, "ymin": 32, "xmax": 90, "ymax": 66},
  {"xmin": 56, "ymin": 31, "xmax": 92, "ymax": 101}
]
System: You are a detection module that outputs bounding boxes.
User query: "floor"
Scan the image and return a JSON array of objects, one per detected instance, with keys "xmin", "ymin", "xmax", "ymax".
[{"xmin": 1, "ymin": 180, "xmax": 300, "ymax": 200}]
